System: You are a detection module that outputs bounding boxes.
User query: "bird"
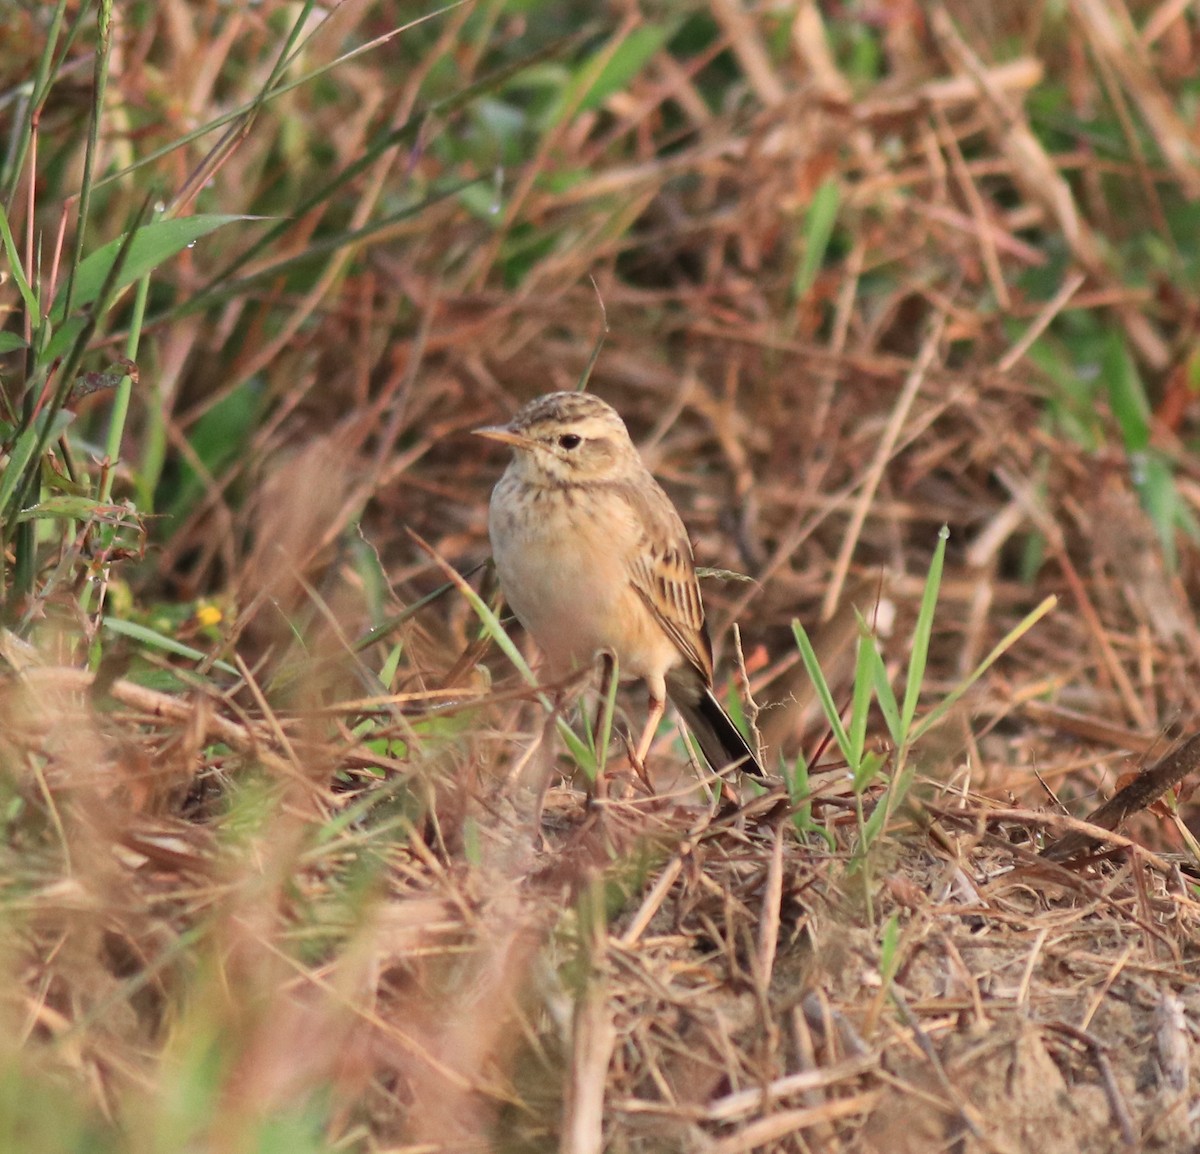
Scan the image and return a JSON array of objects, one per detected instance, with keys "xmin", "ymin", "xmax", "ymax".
[{"xmin": 474, "ymin": 390, "xmax": 762, "ymax": 778}]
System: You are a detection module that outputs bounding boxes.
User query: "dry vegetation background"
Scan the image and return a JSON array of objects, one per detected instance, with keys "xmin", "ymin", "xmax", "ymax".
[{"xmin": 2, "ymin": 0, "xmax": 1200, "ymax": 1151}]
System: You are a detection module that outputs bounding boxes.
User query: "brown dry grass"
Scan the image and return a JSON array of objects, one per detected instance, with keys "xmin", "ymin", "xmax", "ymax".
[{"xmin": 3, "ymin": 1, "xmax": 1200, "ymax": 1151}]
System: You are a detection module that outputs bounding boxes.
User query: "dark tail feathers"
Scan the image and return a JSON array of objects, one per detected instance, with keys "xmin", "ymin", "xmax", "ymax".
[{"xmin": 672, "ymin": 686, "xmax": 763, "ymax": 776}]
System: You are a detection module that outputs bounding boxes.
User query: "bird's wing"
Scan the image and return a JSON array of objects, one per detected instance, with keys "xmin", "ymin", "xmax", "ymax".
[{"xmin": 620, "ymin": 476, "xmax": 715, "ymax": 684}]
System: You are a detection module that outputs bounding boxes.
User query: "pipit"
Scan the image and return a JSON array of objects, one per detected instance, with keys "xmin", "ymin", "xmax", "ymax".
[{"xmin": 475, "ymin": 391, "xmax": 762, "ymax": 777}]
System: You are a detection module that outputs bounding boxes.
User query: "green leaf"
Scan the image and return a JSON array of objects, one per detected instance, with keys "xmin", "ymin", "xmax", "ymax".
[
  {"xmin": 101, "ymin": 616, "xmax": 239, "ymax": 676},
  {"xmin": 788, "ymin": 749, "xmax": 810, "ymax": 812},
  {"xmin": 911, "ymin": 594, "xmax": 1057, "ymax": 743},
  {"xmin": 573, "ymin": 24, "xmax": 675, "ymax": 113},
  {"xmin": 851, "ymin": 748, "xmax": 886, "ymax": 796},
  {"xmin": 859, "ymin": 612, "xmax": 901, "ymax": 747},
  {"xmin": 792, "ymin": 619, "xmax": 854, "ymax": 769},
  {"xmin": 879, "ymin": 913, "xmax": 901, "ymax": 984},
  {"xmin": 902, "ymin": 525, "xmax": 948, "ymax": 735},
  {"xmin": 378, "ymin": 641, "xmax": 404, "ymax": 687},
  {"xmin": 0, "ymin": 408, "xmax": 75, "ymax": 519},
  {"xmin": 1102, "ymin": 331, "xmax": 1151, "ymax": 453},
  {"xmin": 0, "ymin": 332, "xmax": 28, "ymax": 354},
  {"xmin": 15, "ymin": 495, "xmax": 119, "ymax": 522},
  {"xmin": 458, "ymin": 181, "xmax": 505, "ymax": 224},
  {"xmin": 0, "ymin": 204, "xmax": 38, "ymax": 318},
  {"xmin": 592, "ymin": 653, "xmax": 620, "ymax": 779},
  {"xmin": 1132, "ymin": 451, "xmax": 1180, "ymax": 570},
  {"xmin": 47, "ymin": 214, "xmax": 248, "ymax": 358},
  {"xmin": 161, "ymin": 379, "xmax": 261, "ymax": 522},
  {"xmin": 848, "ymin": 624, "xmax": 874, "ymax": 768},
  {"xmin": 793, "ymin": 175, "xmax": 840, "ymax": 298}
]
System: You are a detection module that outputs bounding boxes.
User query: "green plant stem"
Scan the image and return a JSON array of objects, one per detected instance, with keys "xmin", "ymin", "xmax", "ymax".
[
  {"xmin": 137, "ymin": 380, "xmax": 167, "ymax": 513},
  {"xmin": 61, "ymin": 0, "xmax": 112, "ymax": 320},
  {"xmin": 80, "ymin": 268, "xmax": 151, "ymax": 628},
  {"xmin": 1, "ymin": 200, "xmax": 150, "ymax": 544},
  {"xmin": 10, "ymin": 294, "xmax": 39, "ymax": 612},
  {"xmin": 10, "ymin": 522, "xmax": 35, "ymax": 614},
  {"xmin": 100, "ymin": 273, "xmax": 149, "ymax": 505}
]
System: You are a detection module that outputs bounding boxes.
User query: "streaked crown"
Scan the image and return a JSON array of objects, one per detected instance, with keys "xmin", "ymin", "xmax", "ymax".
[{"xmin": 515, "ymin": 390, "xmax": 622, "ymax": 426}]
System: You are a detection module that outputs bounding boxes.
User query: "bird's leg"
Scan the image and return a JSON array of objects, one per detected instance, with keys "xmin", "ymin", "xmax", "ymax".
[{"xmin": 629, "ymin": 692, "xmax": 665, "ymax": 790}]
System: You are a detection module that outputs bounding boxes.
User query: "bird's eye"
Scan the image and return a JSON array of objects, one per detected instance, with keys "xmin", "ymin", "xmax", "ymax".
[{"xmin": 558, "ymin": 434, "xmax": 582, "ymax": 450}]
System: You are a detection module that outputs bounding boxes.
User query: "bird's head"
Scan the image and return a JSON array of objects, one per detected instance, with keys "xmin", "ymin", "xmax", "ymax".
[{"xmin": 473, "ymin": 391, "xmax": 640, "ymax": 486}]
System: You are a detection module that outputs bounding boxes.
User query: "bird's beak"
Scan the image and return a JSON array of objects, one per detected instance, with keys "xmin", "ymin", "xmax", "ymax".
[{"xmin": 472, "ymin": 424, "xmax": 531, "ymax": 450}]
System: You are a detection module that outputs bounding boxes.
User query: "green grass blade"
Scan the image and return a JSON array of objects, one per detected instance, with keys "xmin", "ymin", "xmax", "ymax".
[
  {"xmin": 351, "ymin": 574, "xmax": 477, "ymax": 653},
  {"xmin": 788, "ymin": 749, "xmax": 836, "ymax": 849},
  {"xmin": 182, "ymin": 188, "xmax": 478, "ymax": 314},
  {"xmin": 102, "ymin": 617, "xmax": 240, "ymax": 677},
  {"xmin": 792, "ymin": 619, "xmax": 854, "ymax": 769},
  {"xmin": 901, "ymin": 525, "xmax": 948, "ymax": 735},
  {"xmin": 1102, "ymin": 331, "xmax": 1150, "ymax": 453},
  {"xmin": 851, "ymin": 749, "xmax": 886, "ymax": 797},
  {"xmin": 59, "ymin": 0, "xmax": 114, "ymax": 320},
  {"xmin": 793, "ymin": 175, "xmax": 840, "ymax": 298},
  {"xmin": 858, "ymin": 610, "xmax": 901, "ymax": 747},
  {"xmin": 47, "ymin": 214, "xmax": 248, "ymax": 357},
  {"xmin": 572, "ymin": 23, "xmax": 675, "ymax": 114},
  {"xmin": 0, "ymin": 409, "xmax": 74, "ymax": 520},
  {"xmin": 98, "ymin": 273, "xmax": 149, "ymax": 504},
  {"xmin": 848, "ymin": 625, "xmax": 874, "ymax": 768},
  {"xmin": 6, "ymin": 197, "xmax": 153, "ymax": 557},
  {"xmin": 911, "ymin": 594, "xmax": 1058, "ymax": 743},
  {"xmin": 592, "ymin": 655, "xmax": 620, "ymax": 780},
  {"xmin": 0, "ymin": 205, "xmax": 38, "ymax": 317}
]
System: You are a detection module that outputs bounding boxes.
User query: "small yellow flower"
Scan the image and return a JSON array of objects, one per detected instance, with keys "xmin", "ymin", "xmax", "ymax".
[{"xmin": 194, "ymin": 602, "xmax": 223, "ymax": 629}]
